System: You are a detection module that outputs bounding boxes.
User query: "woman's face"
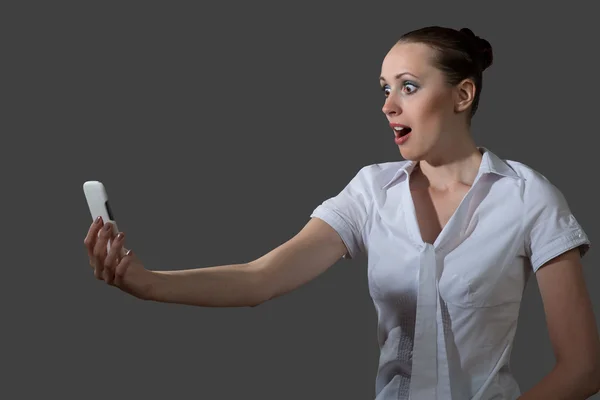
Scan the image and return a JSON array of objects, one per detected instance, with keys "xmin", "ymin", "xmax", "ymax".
[{"xmin": 380, "ymin": 42, "xmax": 467, "ymax": 161}]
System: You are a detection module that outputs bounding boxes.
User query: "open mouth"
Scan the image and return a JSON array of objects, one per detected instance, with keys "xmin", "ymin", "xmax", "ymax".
[{"xmin": 393, "ymin": 126, "xmax": 412, "ymax": 138}]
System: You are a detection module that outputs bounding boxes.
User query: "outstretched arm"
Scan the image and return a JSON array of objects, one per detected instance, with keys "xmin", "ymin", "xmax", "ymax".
[{"xmin": 144, "ymin": 217, "xmax": 348, "ymax": 307}]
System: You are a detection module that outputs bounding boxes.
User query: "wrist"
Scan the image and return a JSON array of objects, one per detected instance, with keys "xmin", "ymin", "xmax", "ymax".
[{"xmin": 141, "ymin": 270, "xmax": 166, "ymax": 301}]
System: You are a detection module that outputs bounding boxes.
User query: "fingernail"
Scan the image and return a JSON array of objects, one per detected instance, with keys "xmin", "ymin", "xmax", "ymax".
[
  {"xmin": 103, "ymin": 223, "xmax": 111, "ymax": 231},
  {"xmin": 95, "ymin": 216, "xmax": 102, "ymax": 224},
  {"xmin": 125, "ymin": 249, "xmax": 132, "ymax": 256},
  {"xmin": 116, "ymin": 232, "xmax": 124, "ymax": 240}
]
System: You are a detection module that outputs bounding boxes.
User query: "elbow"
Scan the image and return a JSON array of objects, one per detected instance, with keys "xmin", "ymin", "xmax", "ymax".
[
  {"xmin": 589, "ymin": 347, "xmax": 600, "ymax": 394},
  {"xmin": 249, "ymin": 299, "xmax": 265, "ymax": 308},
  {"xmin": 585, "ymin": 371, "xmax": 600, "ymax": 396},
  {"xmin": 248, "ymin": 284, "xmax": 275, "ymax": 308},
  {"xmin": 247, "ymin": 293, "xmax": 273, "ymax": 308},
  {"xmin": 568, "ymin": 353, "xmax": 600, "ymax": 396},
  {"xmin": 552, "ymin": 348, "xmax": 600, "ymax": 397},
  {"xmin": 589, "ymin": 358, "xmax": 600, "ymax": 394},
  {"xmin": 248, "ymin": 287, "xmax": 269, "ymax": 308},
  {"xmin": 246, "ymin": 263, "xmax": 274, "ymax": 308}
]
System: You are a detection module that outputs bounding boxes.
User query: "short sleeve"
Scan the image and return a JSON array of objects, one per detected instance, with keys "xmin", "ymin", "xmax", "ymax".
[
  {"xmin": 310, "ymin": 166, "xmax": 372, "ymax": 260},
  {"xmin": 523, "ymin": 175, "xmax": 590, "ymax": 272}
]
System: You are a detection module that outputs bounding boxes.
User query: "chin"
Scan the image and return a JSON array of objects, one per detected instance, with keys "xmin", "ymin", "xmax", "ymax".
[{"xmin": 398, "ymin": 146, "xmax": 425, "ymax": 162}]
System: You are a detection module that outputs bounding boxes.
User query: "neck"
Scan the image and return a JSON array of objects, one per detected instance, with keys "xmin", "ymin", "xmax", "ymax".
[{"xmin": 417, "ymin": 134, "xmax": 482, "ymax": 189}]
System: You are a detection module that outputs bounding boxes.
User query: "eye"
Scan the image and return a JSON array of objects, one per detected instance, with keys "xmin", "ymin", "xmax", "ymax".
[
  {"xmin": 382, "ymin": 84, "xmax": 391, "ymax": 97},
  {"xmin": 402, "ymin": 81, "xmax": 418, "ymax": 94}
]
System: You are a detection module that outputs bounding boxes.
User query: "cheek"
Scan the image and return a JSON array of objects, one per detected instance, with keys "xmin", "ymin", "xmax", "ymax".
[{"xmin": 413, "ymin": 93, "xmax": 451, "ymax": 130}]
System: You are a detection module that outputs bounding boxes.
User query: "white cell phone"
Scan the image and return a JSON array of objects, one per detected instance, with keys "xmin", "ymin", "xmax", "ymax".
[{"xmin": 83, "ymin": 180, "xmax": 120, "ymax": 251}]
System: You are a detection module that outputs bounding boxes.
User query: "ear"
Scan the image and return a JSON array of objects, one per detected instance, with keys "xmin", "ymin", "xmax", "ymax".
[{"xmin": 454, "ymin": 78, "xmax": 476, "ymax": 113}]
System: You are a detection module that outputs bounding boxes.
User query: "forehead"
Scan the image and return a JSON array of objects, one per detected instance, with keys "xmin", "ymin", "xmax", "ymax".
[{"xmin": 380, "ymin": 42, "xmax": 437, "ymax": 81}]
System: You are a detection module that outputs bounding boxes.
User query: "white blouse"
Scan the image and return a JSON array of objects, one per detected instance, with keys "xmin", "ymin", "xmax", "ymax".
[{"xmin": 310, "ymin": 148, "xmax": 590, "ymax": 399}]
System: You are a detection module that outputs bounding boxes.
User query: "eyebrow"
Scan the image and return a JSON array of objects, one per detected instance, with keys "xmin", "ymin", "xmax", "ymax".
[{"xmin": 379, "ymin": 72, "xmax": 418, "ymax": 83}]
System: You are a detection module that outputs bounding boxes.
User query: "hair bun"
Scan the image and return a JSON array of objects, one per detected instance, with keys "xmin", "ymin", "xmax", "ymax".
[
  {"xmin": 459, "ymin": 28, "xmax": 476, "ymax": 38},
  {"xmin": 478, "ymin": 37, "xmax": 493, "ymax": 70},
  {"xmin": 460, "ymin": 28, "xmax": 493, "ymax": 70}
]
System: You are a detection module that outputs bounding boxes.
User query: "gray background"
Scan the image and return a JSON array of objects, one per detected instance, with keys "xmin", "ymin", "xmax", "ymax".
[{"xmin": 3, "ymin": 1, "xmax": 598, "ymax": 399}]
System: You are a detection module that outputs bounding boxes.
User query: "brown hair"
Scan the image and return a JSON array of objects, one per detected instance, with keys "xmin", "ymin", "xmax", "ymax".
[{"xmin": 397, "ymin": 26, "xmax": 493, "ymax": 118}]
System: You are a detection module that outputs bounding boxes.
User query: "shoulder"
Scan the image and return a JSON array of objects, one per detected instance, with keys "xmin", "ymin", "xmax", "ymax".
[
  {"xmin": 349, "ymin": 160, "xmax": 412, "ymax": 190},
  {"xmin": 503, "ymin": 159, "xmax": 569, "ymax": 207},
  {"xmin": 503, "ymin": 159, "xmax": 552, "ymax": 183},
  {"xmin": 500, "ymin": 159, "xmax": 591, "ymax": 269}
]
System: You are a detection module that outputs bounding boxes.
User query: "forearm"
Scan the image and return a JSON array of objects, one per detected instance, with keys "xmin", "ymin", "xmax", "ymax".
[
  {"xmin": 518, "ymin": 362, "xmax": 600, "ymax": 400},
  {"xmin": 146, "ymin": 263, "xmax": 267, "ymax": 307}
]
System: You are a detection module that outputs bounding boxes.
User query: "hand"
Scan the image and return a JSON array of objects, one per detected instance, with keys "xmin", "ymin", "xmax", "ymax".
[{"xmin": 84, "ymin": 217, "xmax": 156, "ymax": 300}]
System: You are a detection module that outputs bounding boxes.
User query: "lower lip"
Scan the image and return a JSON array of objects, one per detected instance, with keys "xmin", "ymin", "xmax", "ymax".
[{"xmin": 394, "ymin": 132, "xmax": 411, "ymax": 145}]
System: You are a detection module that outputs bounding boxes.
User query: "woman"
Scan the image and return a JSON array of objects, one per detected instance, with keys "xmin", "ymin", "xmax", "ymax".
[{"xmin": 84, "ymin": 26, "xmax": 600, "ymax": 399}]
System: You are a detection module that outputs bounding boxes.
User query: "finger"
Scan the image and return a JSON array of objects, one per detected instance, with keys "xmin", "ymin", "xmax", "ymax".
[
  {"xmin": 105, "ymin": 232, "xmax": 125, "ymax": 269},
  {"xmin": 119, "ymin": 244, "xmax": 130, "ymax": 258},
  {"xmin": 114, "ymin": 249, "xmax": 133, "ymax": 285},
  {"xmin": 103, "ymin": 266, "xmax": 114, "ymax": 285},
  {"xmin": 86, "ymin": 218, "xmax": 103, "ymax": 275},
  {"xmin": 93, "ymin": 222, "xmax": 114, "ymax": 278},
  {"xmin": 84, "ymin": 216, "xmax": 103, "ymax": 258},
  {"xmin": 102, "ymin": 234, "xmax": 118, "ymax": 284},
  {"xmin": 94, "ymin": 259, "xmax": 104, "ymax": 280},
  {"xmin": 94, "ymin": 222, "xmax": 113, "ymax": 259},
  {"xmin": 104, "ymin": 232, "xmax": 125, "ymax": 285},
  {"xmin": 95, "ymin": 255, "xmax": 106, "ymax": 280}
]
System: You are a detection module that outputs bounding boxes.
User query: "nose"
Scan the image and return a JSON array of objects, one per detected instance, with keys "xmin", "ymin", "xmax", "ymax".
[{"xmin": 382, "ymin": 95, "xmax": 401, "ymax": 117}]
